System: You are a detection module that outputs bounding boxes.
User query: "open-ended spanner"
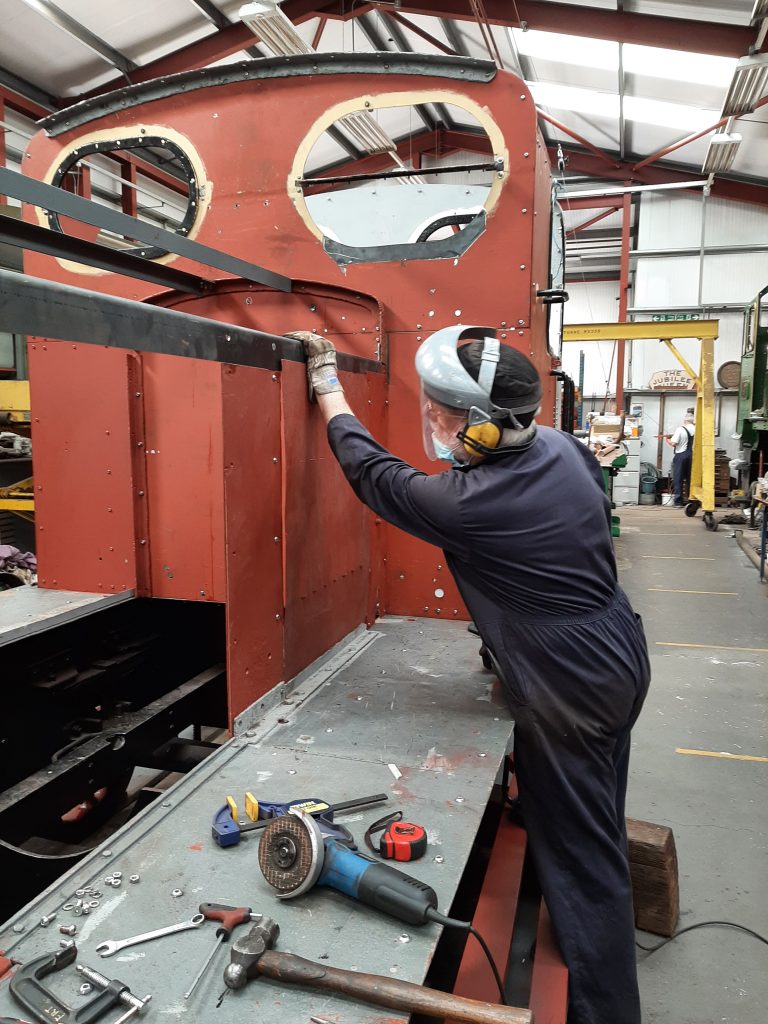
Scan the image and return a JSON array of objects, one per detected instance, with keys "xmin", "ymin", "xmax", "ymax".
[{"xmin": 95, "ymin": 913, "xmax": 205, "ymax": 957}]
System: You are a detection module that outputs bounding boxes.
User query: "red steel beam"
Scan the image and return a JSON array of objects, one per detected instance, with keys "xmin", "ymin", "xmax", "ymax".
[
  {"xmin": 112, "ymin": 153, "xmax": 187, "ymax": 195},
  {"xmin": 75, "ymin": 0, "xmax": 759, "ymax": 105},
  {"xmin": 120, "ymin": 160, "xmax": 138, "ymax": 218},
  {"xmin": 538, "ymin": 111, "xmax": 619, "ymax": 169},
  {"xmin": 311, "ymin": 15, "xmax": 327, "ymax": 49},
  {"xmin": 0, "ymin": 85, "xmax": 50, "ymax": 122},
  {"xmin": 377, "ymin": 1, "xmax": 763, "ymax": 58},
  {"xmin": 386, "ymin": 10, "xmax": 458, "ymax": 56},
  {"xmin": 633, "ymin": 95, "xmax": 768, "ymax": 172},
  {"xmin": 616, "ymin": 191, "xmax": 631, "ymax": 409},
  {"xmin": 552, "ymin": 148, "xmax": 768, "ymax": 208},
  {"xmin": 568, "ymin": 207, "xmax": 620, "ymax": 234}
]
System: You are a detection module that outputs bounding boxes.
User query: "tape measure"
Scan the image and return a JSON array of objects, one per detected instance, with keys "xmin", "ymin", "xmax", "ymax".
[{"xmin": 364, "ymin": 810, "xmax": 427, "ymax": 862}]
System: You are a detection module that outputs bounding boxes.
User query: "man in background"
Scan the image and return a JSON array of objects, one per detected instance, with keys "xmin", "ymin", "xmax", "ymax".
[{"xmin": 665, "ymin": 410, "xmax": 695, "ymax": 507}]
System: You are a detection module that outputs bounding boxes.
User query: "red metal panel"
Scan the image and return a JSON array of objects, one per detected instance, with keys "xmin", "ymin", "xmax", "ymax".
[
  {"xmin": 448, "ymin": 813, "xmax": 526, "ymax": 1011},
  {"xmin": 529, "ymin": 903, "xmax": 569, "ymax": 1024},
  {"xmin": 384, "ymin": 332, "xmax": 468, "ymax": 620},
  {"xmin": 29, "ymin": 343, "xmax": 141, "ymax": 594},
  {"xmin": 222, "ymin": 364, "xmax": 285, "ymax": 721},
  {"xmin": 140, "ymin": 353, "xmax": 226, "ymax": 601},
  {"xmin": 280, "ymin": 360, "xmax": 374, "ymax": 679}
]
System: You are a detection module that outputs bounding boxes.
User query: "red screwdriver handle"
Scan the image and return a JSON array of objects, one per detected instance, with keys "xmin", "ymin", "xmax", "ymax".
[{"xmin": 199, "ymin": 902, "xmax": 252, "ymax": 939}]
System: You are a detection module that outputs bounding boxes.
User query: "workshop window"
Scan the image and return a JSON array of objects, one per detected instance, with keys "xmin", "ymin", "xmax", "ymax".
[
  {"xmin": 294, "ymin": 99, "xmax": 504, "ymax": 267},
  {"xmin": 48, "ymin": 138, "xmax": 198, "ymax": 259}
]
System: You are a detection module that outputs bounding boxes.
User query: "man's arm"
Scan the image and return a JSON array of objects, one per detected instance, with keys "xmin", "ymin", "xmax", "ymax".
[{"xmin": 288, "ymin": 332, "xmax": 466, "ymax": 552}]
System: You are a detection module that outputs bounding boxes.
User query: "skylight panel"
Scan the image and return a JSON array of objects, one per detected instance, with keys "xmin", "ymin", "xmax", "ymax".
[
  {"xmin": 527, "ymin": 82, "xmax": 619, "ymax": 119},
  {"xmin": 509, "ymin": 27, "xmax": 618, "ymax": 71},
  {"xmin": 623, "ymin": 45, "xmax": 736, "ymax": 88},
  {"xmin": 623, "ymin": 96, "xmax": 719, "ymax": 132},
  {"xmin": 528, "ymin": 81, "xmax": 718, "ymax": 133}
]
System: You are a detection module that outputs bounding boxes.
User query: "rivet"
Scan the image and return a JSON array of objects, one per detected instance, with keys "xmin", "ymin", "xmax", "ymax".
[
  {"xmin": 455, "ymin": 796, "xmax": 464, "ymax": 803},
  {"xmin": 523, "ymin": 151, "xmax": 530, "ymax": 157},
  {"xmin": 520, "ymin": 265, "xmax": 526, "ymax": 270},
  {"xmin": 434, "ymin": 855, "xmax": 444, "ymax": 864},
  {"xmin": 522, "ymin": 208, "xmax": 528, "ymax": 213}
]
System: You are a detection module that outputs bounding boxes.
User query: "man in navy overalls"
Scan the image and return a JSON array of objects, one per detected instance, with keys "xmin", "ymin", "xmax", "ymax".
[{"xmin": 291, "ymin": 325, "xmax": 651, "ymax": 1024}]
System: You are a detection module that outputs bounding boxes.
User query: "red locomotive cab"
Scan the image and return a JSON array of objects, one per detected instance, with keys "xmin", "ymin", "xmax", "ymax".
[{"xmin": 22, "ymin": 54, "xmax": 559, "ymax": 719}]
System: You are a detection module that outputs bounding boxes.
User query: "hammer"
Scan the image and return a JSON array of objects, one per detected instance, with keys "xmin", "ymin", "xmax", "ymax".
[{"xmin": 223, "ymin": 918, "xmax": 532, "ymax": 1024}]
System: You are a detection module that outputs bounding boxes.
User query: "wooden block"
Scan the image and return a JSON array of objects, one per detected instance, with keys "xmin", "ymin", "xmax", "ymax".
[{"xmin": 626, "ymin": 818, "xmax": 679, "ymax": 937}]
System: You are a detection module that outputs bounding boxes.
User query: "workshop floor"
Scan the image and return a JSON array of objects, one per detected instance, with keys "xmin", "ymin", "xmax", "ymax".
[{"xmin": 616, "ymin": 508, "xmax": 768, "ymax": 1024}]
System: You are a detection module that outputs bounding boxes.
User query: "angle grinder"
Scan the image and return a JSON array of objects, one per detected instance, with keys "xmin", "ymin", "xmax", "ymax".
[{"xmin": 257, "ymin": 809, "xmax": 440, "ymax": 926}]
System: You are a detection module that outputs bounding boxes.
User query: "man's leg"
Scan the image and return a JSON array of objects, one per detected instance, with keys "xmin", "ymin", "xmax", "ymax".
[
  {"xmin": 513, "ymin": 712, "xmax": 641, "ymax": 1024},
  {"xmin": 681, "ymin": 452, "xmax": 692, "ymax": 502},
  {"xmin": 671, "ymin": 452, "xmax": 684, "ymax": 505}
]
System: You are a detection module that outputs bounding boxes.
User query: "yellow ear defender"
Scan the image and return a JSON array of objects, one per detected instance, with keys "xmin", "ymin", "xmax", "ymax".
[{"xmin": 460, "ymin": 419, "xmax": 502, "ymax": 457}]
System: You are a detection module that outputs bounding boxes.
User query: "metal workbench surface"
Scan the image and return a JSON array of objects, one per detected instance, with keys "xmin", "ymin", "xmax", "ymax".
[
  {"xmin": 0, "ymin": 586, "xmax": 133, "ymax": 646},
  {"xmin": 0, "ymin": 617, "xmax": 512, "ymax": 1023}
]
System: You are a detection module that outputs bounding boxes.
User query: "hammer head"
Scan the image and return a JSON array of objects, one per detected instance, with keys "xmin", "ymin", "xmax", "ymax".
[{"xmin": 223, "ymin": 916, "xmax": 279, "ymax": 990}]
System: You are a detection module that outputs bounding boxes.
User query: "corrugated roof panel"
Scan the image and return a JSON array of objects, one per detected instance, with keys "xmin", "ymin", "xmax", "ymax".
[
  {"xmin": 625, "ymin": 0, "xmax": 754, "ymax": 27},
  {"xmin": 51, "ymin": 0, "xmax": 210, "ymax": 58}
]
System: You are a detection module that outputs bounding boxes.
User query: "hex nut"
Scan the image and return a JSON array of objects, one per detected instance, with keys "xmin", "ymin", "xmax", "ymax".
[
  {"xmin": 171, "ymin": 888, "xmax": 183, "ymax": 898},
  {"xmin": 129, "ymin": 874, "xmax": 140, "ymax": 884},
  {"xmin": 112, "ymin": 872, "xmax": 122, "ymax": 879},
  {"xmin": 79, "ymin": 983, "xmax": 93, "ymax": 996}
]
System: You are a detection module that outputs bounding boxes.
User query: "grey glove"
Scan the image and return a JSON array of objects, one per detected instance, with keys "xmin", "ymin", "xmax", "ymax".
[{"xmin": 286, "ymin": 331, "xmax": 344, "ymax": 399}]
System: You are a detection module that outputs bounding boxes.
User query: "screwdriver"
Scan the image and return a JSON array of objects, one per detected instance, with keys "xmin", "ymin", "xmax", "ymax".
[{"xmin": 184, "ymin": 902, "xmax": 256, "ymax": 999}]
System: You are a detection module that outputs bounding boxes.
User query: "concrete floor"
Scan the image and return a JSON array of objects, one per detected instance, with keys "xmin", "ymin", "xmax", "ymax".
[{"xmin": 616, "ymin": 507, "xmax": 768, "ymax": 1024}]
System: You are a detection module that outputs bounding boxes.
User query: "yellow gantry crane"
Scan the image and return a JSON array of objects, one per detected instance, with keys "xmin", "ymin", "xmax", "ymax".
[{"xmin": 562, "ymin": 321, "xmax": 719, "ymax": 530}]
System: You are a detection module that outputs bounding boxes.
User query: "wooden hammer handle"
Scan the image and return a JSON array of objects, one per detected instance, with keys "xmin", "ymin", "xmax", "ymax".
[{"xmin": 255, "ymin": 949, "xmax": 532, "ymax": 1024}]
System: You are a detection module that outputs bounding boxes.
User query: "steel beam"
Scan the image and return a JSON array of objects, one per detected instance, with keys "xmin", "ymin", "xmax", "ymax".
[
  {"xmin": 387, "ymin": 11, "xmax": 457, "ymax": 56},
  {"xmin": 616, "ymin": 192, "xmax": 632, "ymax": 409},
  {"xmin": 553, "ymin": 147, "xmax": 768, "ymax": 208},
  {"xmin": 17, "ymin": 0, "xmax": 138, "ymax": 77},
  {"xmin": 184, "ymin": 0, "xmax": 265, "ymax": 60},
  {"xmin": 568, "ymin": 208, "xmax": 620, "ymax": 234},
  {"xmin": 0, "ymin": 167, "xmax": 292, "ymax": 292},
  {"xmin": 0, "ymin": 68, "xmax": 56, "ymax": 116},
  {"xmin": 379, "ymin": 12, "xmax": 454, "ymax": 127},
  {"xmin": 0, "ymin": 269, "xmax": 382, "ymax": 376},
  {"xmin": 378, "ymin": 1, "xmax": 763, "ymax": 58},
  {"xmin": 0, "ymin": 215, "xmax": 211, "ymax": 294}
]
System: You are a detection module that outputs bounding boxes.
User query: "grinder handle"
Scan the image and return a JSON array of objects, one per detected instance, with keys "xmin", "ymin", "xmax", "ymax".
[{"xmin": 253, "ymin": 950, "xmax": 531, "ymax": 1024}]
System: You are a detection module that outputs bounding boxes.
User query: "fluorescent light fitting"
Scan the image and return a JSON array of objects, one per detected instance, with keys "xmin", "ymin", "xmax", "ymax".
[
  {"xmin": 702, "ymin": 132, "xmax": 742, "ymax": 174},
  {"xmin": 751, "ymin": 1, "xmax": 768, "ymax": 22},
  {"xmin": 721, "ymin": 54, "xmax": 768, "ymax": 117},
  {"xmin": 238, "ymin": 1, "xmax": 312, "ymax": 55}
]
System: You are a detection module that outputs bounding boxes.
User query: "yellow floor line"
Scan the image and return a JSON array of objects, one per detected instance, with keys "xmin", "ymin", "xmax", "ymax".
[
  {"xmin": 676, "ymin": 748, "xmax": 768, "ymax": 764},
  {"xmin": 648, "ymin": 588, "xmax": 738, "ymax": 596},
  {"xmin": 657, "ymin": 641, "xmax": 768, "ymax": 653},
  {"xmin": 641, "ymin": 555, "xmax": 715, "ymax": 560}
]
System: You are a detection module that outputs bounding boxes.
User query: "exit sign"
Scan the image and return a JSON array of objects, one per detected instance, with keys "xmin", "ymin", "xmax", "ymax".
[{"xmin": 651, "ymin": 313, "xmax": 701, "ymax": 322}]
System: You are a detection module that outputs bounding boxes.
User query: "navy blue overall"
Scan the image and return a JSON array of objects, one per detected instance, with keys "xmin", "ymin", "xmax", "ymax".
[{"xmin": 327, "ymin": 415, "xmax": 651, "ymax": 1024}]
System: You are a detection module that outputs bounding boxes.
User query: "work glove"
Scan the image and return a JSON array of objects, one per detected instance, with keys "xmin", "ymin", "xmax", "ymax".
[{"xmin": 286, "ymin": 331, "xmax": 344, "ymax": 400}]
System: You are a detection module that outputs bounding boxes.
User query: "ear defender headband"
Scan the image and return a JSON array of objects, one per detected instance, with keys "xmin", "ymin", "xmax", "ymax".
[
  {"xmin": 458, "ymin": 339, "xmax": 504, "ymax": 456},
  {"xmin": 415, "ymin": 326, "xmax": 541, "ymax": 459}
]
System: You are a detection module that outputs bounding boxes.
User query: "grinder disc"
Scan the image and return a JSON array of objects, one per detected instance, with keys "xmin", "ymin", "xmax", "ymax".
[{"xmin": 257, "ymin": 810, "xmax": 325, "ymax": 898}]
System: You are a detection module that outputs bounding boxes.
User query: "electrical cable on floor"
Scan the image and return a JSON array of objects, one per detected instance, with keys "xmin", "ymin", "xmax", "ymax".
[
  {"xmin": 426, "ymin": 909, "xmax": 508, "ymax": 1004},
  {"xmin": 636, "ymin": 920, "xmax": 768, "ymax": 955}
]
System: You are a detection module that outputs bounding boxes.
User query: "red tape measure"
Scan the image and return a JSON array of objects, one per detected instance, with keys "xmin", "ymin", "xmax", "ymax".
[{"xmin": 364, "ymin": 810, "xmax": 427, "ymax": 862}]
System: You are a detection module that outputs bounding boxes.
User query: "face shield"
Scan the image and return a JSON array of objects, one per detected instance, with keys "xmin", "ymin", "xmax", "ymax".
[{"xmin": 421, "ymin": 386, "xmax": 470, "ymax": 462}]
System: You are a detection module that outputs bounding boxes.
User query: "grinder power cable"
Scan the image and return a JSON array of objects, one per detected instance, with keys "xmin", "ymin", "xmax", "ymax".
[{"xmin": 257, "ymin": 809, "xmax": 507, "ymax": 1003}]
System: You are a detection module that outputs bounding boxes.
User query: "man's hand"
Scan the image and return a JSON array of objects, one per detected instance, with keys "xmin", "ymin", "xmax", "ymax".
[{"xmin": 286, "ymin": 331, "xmax": 344, "ymax": 400}]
